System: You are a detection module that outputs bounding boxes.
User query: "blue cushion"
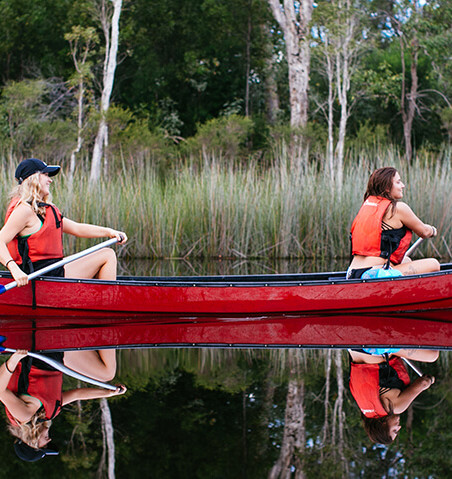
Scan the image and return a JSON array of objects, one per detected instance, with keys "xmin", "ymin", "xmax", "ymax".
[
  {"xmin": 361, "ymin": 268, "xmax": 403, "ymax": 279},
  {"xmin": 362, "ymin": 348, "xmax": 401, "ymax": 355}
]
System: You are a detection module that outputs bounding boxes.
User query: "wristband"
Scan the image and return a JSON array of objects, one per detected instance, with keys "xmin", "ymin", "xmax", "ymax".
[
  {"xmin": 5, "ymin": 259, "xmax": 15, "ymax": 268},
  {"xmin": 5, "ymin": 361, "xmax": 13, "ymax": 374}
]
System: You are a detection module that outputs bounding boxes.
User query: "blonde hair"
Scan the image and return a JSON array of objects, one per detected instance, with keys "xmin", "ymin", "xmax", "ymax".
[
  {"xmin": 7, "ymin": 409, "xmax": 52, "ymax": 450},
  {"xmin": 10, "ymin": 172, "xmax": 53, "ymax": 217}
]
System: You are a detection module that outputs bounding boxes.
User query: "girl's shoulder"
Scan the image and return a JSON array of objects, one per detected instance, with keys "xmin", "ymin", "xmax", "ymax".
[
  {"xmin": 392, "ymin": 201, "xmax": 413, "ymax": 216},
  {"xmin": 9, "ymin": 201, "xmax": 35, "ymax": 218},
  {"xmin": 380, "ymin": 389, "xmax": 401, "ymax": 410}
]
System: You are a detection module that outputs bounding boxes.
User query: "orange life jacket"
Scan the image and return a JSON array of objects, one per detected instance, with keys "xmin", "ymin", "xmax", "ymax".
[
  {"xmin": 349, "ymin": 357, "xmax": 410, "ymax": 418},
  {"xmin": 350, "ymin": 196, "xmax": 412, "ymax": 265},
  {"xmin": 5, "ymin": 361, "xmax": 63, "ymax": 425},
  {"xmin": 5, "ymin": 198, "xmax": 64, "ymax": 267}
]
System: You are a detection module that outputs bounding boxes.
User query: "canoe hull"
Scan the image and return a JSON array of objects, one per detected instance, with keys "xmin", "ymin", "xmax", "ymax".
[
  {"xmin": 1, "ymin": 266, "xmax": 452, "ymax": 317},
  {"xmin": 1, "ymin": 313, "xmax": 451, "ymax": 350}
]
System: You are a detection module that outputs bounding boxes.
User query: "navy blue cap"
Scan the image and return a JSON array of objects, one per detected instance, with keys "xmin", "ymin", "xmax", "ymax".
[
  {"xmin": 14, "ymin": 440, "xmax": 59, "ymax": 462},
  {"xmin": 15, "ymin": 159, "xmax": 60, "ymax": 184}
]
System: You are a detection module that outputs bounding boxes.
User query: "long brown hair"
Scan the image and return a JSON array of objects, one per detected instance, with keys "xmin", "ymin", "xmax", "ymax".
[
  {"xmin": 364, "ymin": 167, "xmax": 398, "ymax": 214},
  {"xmin": 361, "ymin": 413, "xmax": 397, "ymax": 445}
]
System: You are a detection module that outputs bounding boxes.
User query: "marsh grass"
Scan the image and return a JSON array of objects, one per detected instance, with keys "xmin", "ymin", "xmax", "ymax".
[{"xmin": 1, "ymin": 145, "xmax": 451, "ymax": 261}]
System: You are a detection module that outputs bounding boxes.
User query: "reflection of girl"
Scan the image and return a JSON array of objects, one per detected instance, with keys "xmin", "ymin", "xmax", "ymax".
[
  {"xmin": 0, "ymin": 349, "xmax": 126, "ymax": 462},
  {"xmin": 347, "ymin": 167, "xmax": 439, "ymax": 279},
  {"xmin": 349, "ymin": 349, "xmax": 438, "ymax": 444},
  {"xmin": 0, "ymin": 158, "xmax": 127, "ymax": 287}
]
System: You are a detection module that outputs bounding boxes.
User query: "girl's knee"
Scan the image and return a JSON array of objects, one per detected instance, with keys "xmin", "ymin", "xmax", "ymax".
[
  {"xmin": 102, "ymin": 248, "xmax": 117, "ymax": 262},
  {"xmin": 97, "ymin": 369, "xmax": 116, "ymax": 381},
  {"xmin": 430, "ymin": 258, "xmax": 440, "ymax": 272},
  {"xmin": 425, "ymin": 350, "xmax": 440, "ymax": 362}
]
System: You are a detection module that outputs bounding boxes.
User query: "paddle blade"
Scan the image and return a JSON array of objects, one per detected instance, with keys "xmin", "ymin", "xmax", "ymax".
[
  {"xmin": 0, "ymin": 335, "xmax": 6, "ymax": 352},
  {"xmin": 0, "ymin": 285, "xmax": 6, "ymax": 295}
]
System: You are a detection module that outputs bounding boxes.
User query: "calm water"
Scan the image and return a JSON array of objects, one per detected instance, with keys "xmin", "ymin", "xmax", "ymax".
[{"xmin": 1, "ymin": 259, "xmax": 450, "ymax": 478}]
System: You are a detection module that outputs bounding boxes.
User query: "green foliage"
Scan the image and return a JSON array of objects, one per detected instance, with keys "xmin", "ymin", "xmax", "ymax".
[
  {"xmin": 0, "ymin": 0, "xmax": 450, "ymax": 149},
  {"xmin": 183, "ymin": 114, "xmax": 254, "ymax": 161},
  {"xmin": 347, "ymin": 119, "xmax": 389, "ymax": 150},
  {"xmin": 64, "ymin": 25, "xmax": 99, "ymax": 87},
  {"xmin": 0, "ymin": 79, "xmax": 76, "ymax": 161},
  {"xmin": 104, "ymin": 105, "xmax": 177, "ymax": 167},
  {"xmin": 112, "ymin": 367, "xmax": 274, "ymax": 479},
  {"xmin": 440, "ymin": 106, "xmax": 452, "ymax": 142},
  {"xmin": 118, "ymin": 0, "xmax": 271, "ymax": 136},
  {"xmin": 0, "ymin": 79, "xmax": 47, "ymax": 152}
]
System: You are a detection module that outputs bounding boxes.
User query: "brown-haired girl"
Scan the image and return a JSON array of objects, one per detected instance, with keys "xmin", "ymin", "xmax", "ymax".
[{"xmin": 347, "ymin": 167, "xmax": 439, "ymax": 279}]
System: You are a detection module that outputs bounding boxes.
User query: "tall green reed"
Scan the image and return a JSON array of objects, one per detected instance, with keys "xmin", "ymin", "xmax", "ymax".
[{"xmin": 1, "ymin": 146, "xmax": 451, "ymax": 262}]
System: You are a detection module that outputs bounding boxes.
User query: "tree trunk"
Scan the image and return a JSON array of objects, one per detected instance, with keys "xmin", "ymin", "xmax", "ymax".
[
  {"xmin": 398, "ymin": 14, "xmax": 419, "ymax": 163},
  {"xmin": 316, "ymin": 0, "xmax": 361, "ymax": 186},
  {"xmin": 330, "ymin": 351, "xmax": 349, "ymax": 476},
  {"xmin": 100, "ymin": 398, "xmax": 116, "ymax": 479},
  {"xmin": 321, "ymin": 349, "xmax": 332, "ymax": 457},
  {"xmin": 90, "ymin": 0, "xmax": 122, "ymax": 183},
  {"xmin": 333, "ymin": 0, "xmax": 356, "ymax": 187},
  {"xmin": 268, "ymin": 0, "xmax": 313, "ymax": 169},
  {"xmin": 262, "ymin": 25, "xmax": 280, "ymax": 125},
  {"xmin": 324, "ymin": 34, "xmax": 335, "ymax": 183},
  {"xmin": 403, "ymin": 43, "xmax": 419, "ymax": 162},
  {"xmin": 268, "ymin": 376, "xmax": 306, "ymax": 479},
  {"xmin": 65, "ymin": 25, "xmax": 98, "ymax": 181},
  {"xmin": 69, "ymin": 78, "xmax": 85, "ymax": 181},
  {"xmin": 245, "ymin": 1, "xmax": 252, "ymax": 117}
]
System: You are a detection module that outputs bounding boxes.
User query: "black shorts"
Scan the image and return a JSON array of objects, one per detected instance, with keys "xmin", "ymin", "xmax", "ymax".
[
  {"xmin": 347, "ymin": 267, "xmax": 372, "ymax": 279},
  {"xmin": 30, "ymin": 259, "xmax": 65, "ymax": 278},
  {"xmin": 30, "ymin": 352, "xmax": 65, "ymax": 371}
]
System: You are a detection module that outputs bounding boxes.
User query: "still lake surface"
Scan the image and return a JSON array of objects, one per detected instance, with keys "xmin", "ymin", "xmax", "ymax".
[{"xmin": 1, "ymin": 258, "xmax": 451, "ymax": 478}]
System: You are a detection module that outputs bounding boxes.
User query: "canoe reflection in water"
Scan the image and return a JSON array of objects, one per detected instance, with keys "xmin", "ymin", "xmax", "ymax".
[
  {"xmin": 348, "ymin": 348, "xmax": 439, "ymax": 445},
  {"xmin": 0, "ymin": 349, "xmax": 126, "ymax": 462}
]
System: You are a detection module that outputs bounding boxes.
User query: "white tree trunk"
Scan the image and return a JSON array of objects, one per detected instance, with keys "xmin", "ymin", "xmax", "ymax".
[
  {"xmin": 332, "ymin": 350, "xmax": 349, "ymax": 476},
  {"xmin": 90, "ymin": 0, "xmax": 122, "ymax": 183},
  {"xmin": 334, "ymin": 0, "xmax": 355, "ymax": 187},
  {"xmin": 69, "ymin": 78, "xmax": 85, "ymax": 181},
  {"xmin": 66, "ymin": 25, "xmax": 98, "ymax": 181},
  {"xmin": 268, "ymin": 377, "xmax": 306, "ymax": 479},
  {"xmin": 400, "ymin": 37, "xmax": 419, "ymax": 162},
  {"xmin": 100, "ymin": 398, "xmax": 116, "ymax": 479},
  {"xmin": 268, "ymin": 0, "xmax": 313, "ymax": 129},
  {"xmin": 321, "ymin": 349, "xmax": 332, "ymax": 454},
  {"xmin": 323, "ymin": 33, "xmax": 335, "ymax": 183},
  {"xmin": 263, "ymin": 25, "xmax": 280, "ymax": 124},
  {"xmin": 317, "ymin": 0, "xmax": 361, "ymax": 186}
]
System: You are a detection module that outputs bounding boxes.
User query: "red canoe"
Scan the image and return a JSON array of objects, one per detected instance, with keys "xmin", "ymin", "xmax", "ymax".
[
  {"xmin": 1, "ymin": 264, "xmax": 452, "ymax": 317},
  {"xmin": 1, "ymin": 313, "xmax": 451, "ymax": 350}
]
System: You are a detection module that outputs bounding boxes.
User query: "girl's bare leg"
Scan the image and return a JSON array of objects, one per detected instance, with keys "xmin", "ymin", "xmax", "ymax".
[
  {"xmin": 394, "ymin": 258, "xmax": 440, "ymax": 276},
  {"xmin": 64, "ymin": 248, "xmax": 117, "ymax": 280},
  {"xmin": 394, "ymin": 349, "xmax": 440, "ymax": 363},
  {"xmin": 63, "ymin": 349, "xmax": 117, "ymax": 381},
  {"xmin": 349, "ymin": 349, "xmax": 439, "ymax": 364}
]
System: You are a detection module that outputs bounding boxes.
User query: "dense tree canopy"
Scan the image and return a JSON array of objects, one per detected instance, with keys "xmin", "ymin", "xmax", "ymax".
[{"xmin": 0, "ymin": 0, "xmax": 450, "ymax": 167}]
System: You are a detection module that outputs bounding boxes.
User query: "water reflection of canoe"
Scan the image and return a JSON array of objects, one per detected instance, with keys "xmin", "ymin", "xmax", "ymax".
[
  {"xmin": 1, "ymin": 265, "xmax": 452, "ymax": 317},
  {"xmin": 2, "ymin": 313, "xmax": 452, "ymax": 350}
]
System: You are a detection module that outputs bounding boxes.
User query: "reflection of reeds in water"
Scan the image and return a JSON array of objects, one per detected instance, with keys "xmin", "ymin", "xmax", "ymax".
[
  {"xmin": 119, "ymin": 347, "xmax": 452, "ymax": 379},
  {"xmin": 1, "ymin": 146, "xmax": 451, "ymax": 261},
  {"xmin": 117, "ymin": 348, "xmax": 336, "ymax": 384}
]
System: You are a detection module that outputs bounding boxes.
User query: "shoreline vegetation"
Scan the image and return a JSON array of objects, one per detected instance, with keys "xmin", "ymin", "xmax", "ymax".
[{"xmin": 1, "ymin": 145, "xmax": 451, "ymax": 267}]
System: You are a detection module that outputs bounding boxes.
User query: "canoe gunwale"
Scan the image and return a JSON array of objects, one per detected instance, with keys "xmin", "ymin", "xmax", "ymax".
[
  {"xmin": 1, "ymin": 262, "xmax": 452, "ymax": 288},
  {"xmin": 1, "ymin": 263, "xmax": 452, "ymax": 318}
]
